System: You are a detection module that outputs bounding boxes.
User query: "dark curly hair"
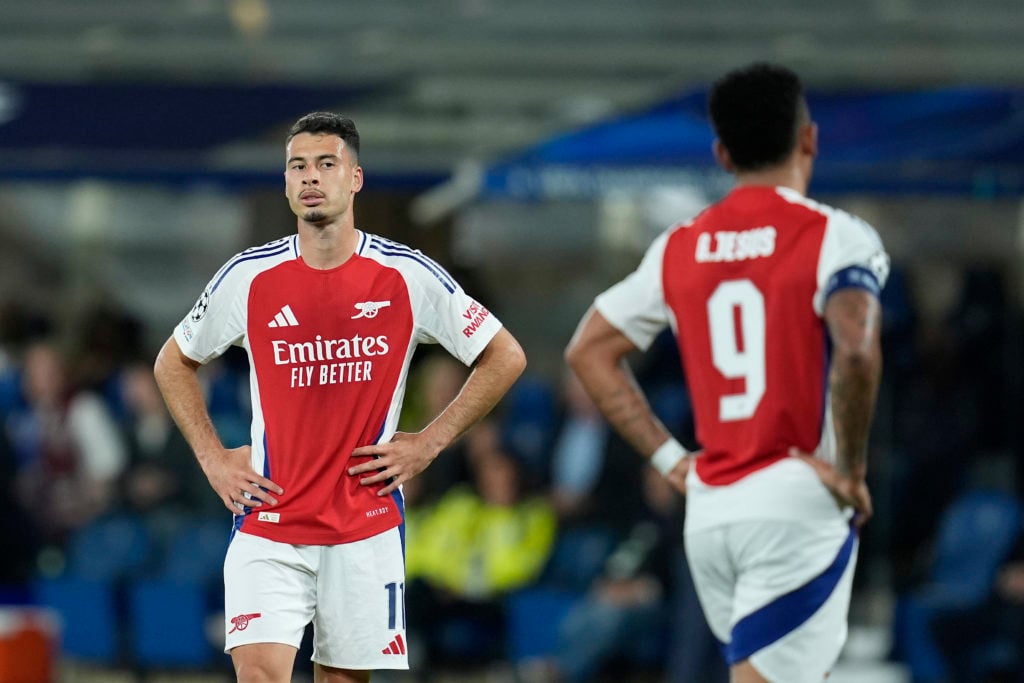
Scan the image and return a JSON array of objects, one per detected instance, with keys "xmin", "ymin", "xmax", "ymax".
[
  {"xmin": 708, "ymin": 63, "xmax": 806, "ymax": 172},
  {"xmin": 286, "ymin": 112, "xmax": 360, "ymax": 158}
]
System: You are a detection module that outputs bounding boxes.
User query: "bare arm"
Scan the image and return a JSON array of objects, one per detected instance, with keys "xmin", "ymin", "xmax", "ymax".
[
  {"xmin": 153, "ymin": 336, "xmax": 282, "ymax": 513},
  {"xmin": 799, "ymin": 288, "xmax": 882, "ymax": 525},
  {"xmin": 349, "ymin": 326, "xmax": 527, "ymax": 495},
  {"xmin": 826, "ymin": 288, "xmax": 882, "ymax": 478},
  {"xmin": 564, "ymin": 307, "xmax": 689, "ymax": 492}
]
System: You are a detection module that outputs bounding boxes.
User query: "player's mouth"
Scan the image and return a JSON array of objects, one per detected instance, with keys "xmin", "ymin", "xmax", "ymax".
[{"xmin": 300, "ymin": 191, "xmax": 325, "ymax": 206}]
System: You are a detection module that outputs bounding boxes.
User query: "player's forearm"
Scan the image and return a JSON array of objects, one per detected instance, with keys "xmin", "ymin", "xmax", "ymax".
[
  {"xmin": 420, "ymin": 328, "xmax": 526, "ymax": 452},
  {"xmin": 565, "ymin": 309, "xmax": 671, "ymax": 459},
  {"xmin": 829, "ymin": 345, "xmax": 881, "ymax": 479},
  {"xmin": 571, "ymin": 354, "xmax": 670, "ymax": 459},
  {"xmin": 825, "ymin": 290, "xmax": 883, "ymax": 479},
  {"xmin": 153, "ymin": 337, "xmax": 225, "ymax": 470}
]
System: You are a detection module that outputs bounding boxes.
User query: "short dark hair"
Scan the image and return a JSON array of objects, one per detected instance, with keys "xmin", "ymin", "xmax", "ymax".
[
  {"xmin": 286, "ymin": 112, "xmax": 360, "ymax": 158},
  {"xmin": 708, "ymin": 63, "xmax": 806, "ymax": 172}
]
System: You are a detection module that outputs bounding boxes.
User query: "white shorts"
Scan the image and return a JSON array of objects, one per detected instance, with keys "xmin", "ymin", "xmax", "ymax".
[
  {"xmin": 684, "ymin": 517, "xmax": 857, "ymax": 683},
  {"xmin": 223, "ymin": 527, "xmax": 409, "ymax": 670}
]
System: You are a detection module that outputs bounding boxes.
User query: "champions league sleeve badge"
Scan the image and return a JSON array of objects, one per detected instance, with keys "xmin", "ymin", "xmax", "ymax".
[{"xmin": 190, "ymin": 289, "xmax": 211, "ymax": 322}]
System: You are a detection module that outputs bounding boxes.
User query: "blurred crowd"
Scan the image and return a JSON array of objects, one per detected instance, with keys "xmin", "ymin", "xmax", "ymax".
[{"xmin": 0, "ymin": 258, "xmax": 1022, "ymax": 682}]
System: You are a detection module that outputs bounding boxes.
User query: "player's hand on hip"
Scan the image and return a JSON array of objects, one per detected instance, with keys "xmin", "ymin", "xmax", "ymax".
[
  {"xmin": 349, "ymin": 432, "xmax": 438, "ymax": 497},
  {"xmin": 664, "ymin": 456, "xmax": 691, "ymax": 495},
  {"xmin": 202, "ymin": 445, "xmax": 283, "ymax": 515},
  {"xmin": 789, "ymin": 448, "xmax": 873, "ymax": 528}
]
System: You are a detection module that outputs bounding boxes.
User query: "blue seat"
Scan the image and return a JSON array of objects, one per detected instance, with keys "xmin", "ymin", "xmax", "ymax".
[
  {"xmin": 929, "ymin": 490, "xmax": 1021, "ymax": 602},
  {"xmin": 161, "ymin": 517, "xmax": 231, "ymax": 585},
  {"xmin": 128, "ymin": 579, "xmax": 217, "ymax": 668},
  {"xmin": 505, "ymin": 587, "xmax": 582, "ymax": 662},
  {"xmin": 126, "ymin": 516, "xmax": 230, "ymax": 669},
  {"xmin": 895, "ymin": 489, "xmax": 1023, "ymax": 682},
  {"xmin": 33, "ymin": 576, "xmax": 118, "ymax": 663},
  {"xmin": 32, "ymin": 514, "xmax": 156, "ymax": 665},
  {"xmin": 65, "ymin": 513, "xmax": 155, "ymax": 582},
  {"xmin": 539, "ymin": 526, "xmax": 617, "ymax": 593}
]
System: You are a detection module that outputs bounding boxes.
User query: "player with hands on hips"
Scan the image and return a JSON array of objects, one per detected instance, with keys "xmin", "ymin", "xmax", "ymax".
[
  {"xmin": 154, "ymin": 112, "xmax": 525, "ymax": 683},
  {"xmin": 565, "ymin": 63, "xmax": 886, "ymax": 683}
]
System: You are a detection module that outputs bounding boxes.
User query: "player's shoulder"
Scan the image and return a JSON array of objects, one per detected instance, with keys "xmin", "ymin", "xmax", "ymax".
[
  {"xmin": 360, "ymin": 231, "xmax": 458, "ymax": 294},
  {"xmin": 775, "ymin": 188, "xmax": 880, "ymax": 241},
  {"xmin": 209, "ymin": 235, "xmax": 300, "ymax": 293}
]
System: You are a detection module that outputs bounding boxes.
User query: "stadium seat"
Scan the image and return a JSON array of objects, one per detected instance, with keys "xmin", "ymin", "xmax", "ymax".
[
  {"xmin": 32, "ymin": 514, "xmax": 158, "ymax": 666},
  {"xmin": 33, "ymin": 576, "xmax": 118, "ymax": 663},
  {"xmin": 929, "ymin": 489, "xmax": 1021, "ymax": 600},
  {"xmin": 64, "ymin": 513, "xmax": 155, "ymax": 582},
  {"xmin": 894, "ymin": 488, "xmax": 1023, "ymax": 682},
  {"xmin": 161, "ymin": 516, "xmax": 231, "ymax": 585},
  {"xmin": 505, "ymin": 587, "xmax": 582, "ymax": 662},
  {"xmin": 538, "ymin": 526, "xmax": 617, "ymax": 592},
  {"xmin": 128, "ymin": 579, "xmax": 216, "ymax": 668},
  {"xmin": 126, "ymin": 516, "xmax": 230, "ymax": 669}
]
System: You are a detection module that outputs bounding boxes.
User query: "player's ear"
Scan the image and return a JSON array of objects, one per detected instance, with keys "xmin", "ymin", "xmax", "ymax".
[
  {"xmin": 713, "ymin": 139, "xmax": 735, "ymax": 173},
  {"xmin": 352, "ymin": 165, "xmax": 364, "ymax": 193},
  {"xmin": 799, "ymin": 122, "xmax": 818, "ymax": 159}
]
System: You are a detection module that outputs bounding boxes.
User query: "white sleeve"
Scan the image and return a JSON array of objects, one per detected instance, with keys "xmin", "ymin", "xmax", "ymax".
[
  {"xmin": 594, "ymin": 231, "xmax": 672, "ymax": 351},
  {"xmin": 67, "ymin": 393, "xmax": 126, "ymax": 481},
  {"xmin": 411, "ymin": 266, "xmax": 503, "ymax": 367},
  {"xmin": 814, "ymin": 211, "xmax": 890, "ymax": 315},
  {"xmin": 173, "ymin": 263, "xmax": 249, "ymax": 364}
]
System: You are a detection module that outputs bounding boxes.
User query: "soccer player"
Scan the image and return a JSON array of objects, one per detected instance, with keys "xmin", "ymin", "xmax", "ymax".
[
  {"xmin": 153, "ymin": 112, "xmax": 526, "ymax": 683},
  {"xmin": 564, "ymin": 63, "xmax": 888, "ymax": 683}
]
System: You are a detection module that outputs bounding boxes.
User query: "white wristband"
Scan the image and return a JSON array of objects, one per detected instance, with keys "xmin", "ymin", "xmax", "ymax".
[{"xmin": 650, "ymin": 438, "xmax": 687, "ymax": 476}]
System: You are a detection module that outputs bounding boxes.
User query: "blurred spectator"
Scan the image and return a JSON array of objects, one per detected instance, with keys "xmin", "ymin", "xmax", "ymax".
[
  {"xmin": 68, "ymin": 304, "xmax": 146, "ymax": 422},
  {"xmin": 500, "ymin": 373, "xmax": 558, "ymax": 485},
  {"xmin": 538, "ymin": 467, "xmax": 681, "ymax": 683},
  {"xmin": 204, "ymin": 346, "xmax": 253, "ymax": 449},
  {"xmin": 6, "ymin": 340, "xmax": 126, "ymax": 546},
  {"xmin": 894, "ymin": 481, "xmax": 1022, "ymax": 683},
  {"xmin": 0, "ymin": 301, "xmax": 52, "ymax": 418},
  {"xmin": 548, "ymin": 372, "xmax": 609, "ymax": 522},
  {"xmin": 405, "ymin": 419, "xmax": 557, "ymax": 676},
  {"xmin": 117, "ymin": 361, "xmax": 219, "ymax": 522},
  {"xmin": 401, "ymin": 351, "xmax": 475, "ymax": 505},
  {"xmin": 889, "ymin": 266, "xmax": 1011, "ymax": 591},
  {"xmin": 930, "ymin": 506, "xmax": 1024, "ymax": 681},
  {"xmin": 0, "ymin": 416, "xmax": 38, "ymax": 599}
]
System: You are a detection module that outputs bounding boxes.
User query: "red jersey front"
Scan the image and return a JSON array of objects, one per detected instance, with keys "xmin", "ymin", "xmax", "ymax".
[
  {"xmin": 174, "ymin": 231, "xmax": 503, "ymax": 544},
  {"xmin": 596, "ymin": 186, "xmax": 888, "ymax": 488}
]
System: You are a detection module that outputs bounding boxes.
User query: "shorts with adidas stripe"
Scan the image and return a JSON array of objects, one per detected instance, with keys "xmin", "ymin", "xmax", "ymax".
[{"xmin": 224, "ymin": 527, "xmax": 409, "ymax": 669}]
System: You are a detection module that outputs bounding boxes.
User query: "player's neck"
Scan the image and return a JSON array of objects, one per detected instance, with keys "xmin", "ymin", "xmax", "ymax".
[
  {"xmin": 296, "ymin": 220, "xmax": 358, "ymax": 270},
  {"xmin": 733, "ymin": 164, "xmax": 809, "ymax": 195}
]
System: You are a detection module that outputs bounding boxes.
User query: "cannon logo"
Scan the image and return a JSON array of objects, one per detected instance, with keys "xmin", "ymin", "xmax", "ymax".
[
  {"xmin": 352, "ymin": 300, "xmax": 391, "ymax": 319},
  {"xmin": 228, "ymin": 612, "xmax": 262, "ymax": 633}
]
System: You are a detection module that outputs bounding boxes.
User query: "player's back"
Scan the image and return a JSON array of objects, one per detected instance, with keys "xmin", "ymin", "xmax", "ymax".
[{"xmin": 663, "ymin": 186, "xmax": 841, "ymax": 486}]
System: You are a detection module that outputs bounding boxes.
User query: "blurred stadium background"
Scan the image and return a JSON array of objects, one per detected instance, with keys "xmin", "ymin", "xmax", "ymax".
[{"xmin": 1, "ymin": 1, "xmax": 1023, "ymax": 682}]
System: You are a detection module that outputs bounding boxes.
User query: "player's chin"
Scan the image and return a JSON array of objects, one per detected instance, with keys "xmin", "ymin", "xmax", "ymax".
[{"xmin": 303, "ymin": 209, "xmax": 327, "ymax": 223}]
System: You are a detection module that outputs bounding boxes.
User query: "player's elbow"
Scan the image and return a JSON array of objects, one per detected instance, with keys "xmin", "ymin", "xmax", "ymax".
[
  {"xmin": 563, "ymin": 337, "xmax": 586, "ymax": 374},
  {"xmin": 153, "ymin": 337, "xmax": 199, "ymax": 385},
  {"xmin": 487, "ymin": 328, "xmax": 527, "ymax": 382},
  {"xmin": 153, "ymin": 339, "xmax": 173, "ymax": 382},
  {"xmin": 507, "ymin": 337, "xmax": 528, "ymax": 380}
]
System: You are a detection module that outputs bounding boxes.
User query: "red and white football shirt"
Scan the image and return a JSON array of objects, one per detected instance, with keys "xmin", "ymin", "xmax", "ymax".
[
  {"xmin": 596, "ymin": 186, "xmax": 888, "ymax": 529},
  {"xmin": 174, "ymin": 230, "xmax": 502, "ymax": 545}
]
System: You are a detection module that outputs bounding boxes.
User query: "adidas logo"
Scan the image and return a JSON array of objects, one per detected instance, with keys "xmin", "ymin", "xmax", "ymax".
[
  {"xmin": 268, "ymin": 305, "xmax": 299, "ymax": 328},
  {"xmin": 381, "ymin": 633, "xmax": 406, "ymax": 655}
]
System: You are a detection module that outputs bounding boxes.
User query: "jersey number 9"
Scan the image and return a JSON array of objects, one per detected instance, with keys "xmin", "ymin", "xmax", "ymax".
[{"xmin": 707, "ymin": 279, "xmax": 765, "ymax": 421}]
